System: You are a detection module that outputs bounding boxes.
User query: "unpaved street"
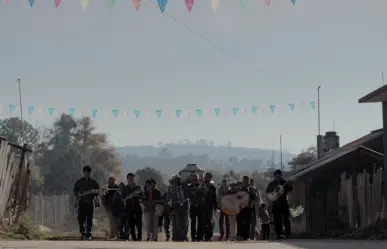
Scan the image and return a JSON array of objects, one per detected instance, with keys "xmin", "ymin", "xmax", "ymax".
[{"xmin": 0, "ymin": 240, "xmax": 386, "ymax": 249}]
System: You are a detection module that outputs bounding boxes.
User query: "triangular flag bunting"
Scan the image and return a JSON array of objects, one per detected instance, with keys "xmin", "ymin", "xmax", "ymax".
[
  {"xmin": 214, "ymin": 108, "xmax": 221, "ymax": 116},
  {"xmin": 289, "ymin": 103, "xmax": 295, "ymax": 112},
  {"xmin": 4, "ymin": 0, "xmax": 8, "ymax": 4},
  {"xmin": 176, "ymin": 110, "xmax": 182, "ymax": 118},
  {"xmin": 265, "ymin": 0, "xmax": 271, "ymax": 6},
  {"xmin": 133, "ymin": 0, "xmax": 141, "ymax": 11},
  {"xmin": 290, "ymin": 0, "xmax": 296, "ymax": 6},
  {"xmin": 233, "ymin": 107, "xmax": 239, "ymax": 116},
  {"xmin": 80, "ymin": 0, "xmax": 89, "ymax": 11},
  {"xmin": 28, "ymin": 106, "xmax": 34, "ymax": 115},
  {"xmin": 54, "ymin": 0, "xmax": 62, "ymax": 8},
  {"xmin": 156, "ymin": 109, "xmax": 163, "ymax": 118},
  {"xmin": 251, "ymin": 106, "xmax": 257, "ymax": 114},
  {"xmin": 185, "ymin": 0, "xmax": 194, "ymax": 12},
  {"xmin": 28, "ymin": 0, "xmax": 35, "ymax": 7},
  {"xmin": 238, "ymin": 0, "xmax": 244, "ymax": 10},
  {"xmin": 107, "ymin": 0, "xmax": 116, "ymax": 9},
  {"xmin": 9, "ymin": 104, "xmax": 15, "ymax": 113},
  {"xmin": 112, "ymin": 109, "xmax": 119, "ymax": 119},
  {"xmin": 134, "ymin": 109, "xmax": 140, "ymax": 118},
  {"xmin": 211, "ymin": 0, "xmax": 220, "ymax": 12},
  {"xmin": 309, "ymin": 101, "xmax": 316, "ymax": 110},
  {"xmin": 196, "ymin": 109, "xmax": 202, "ymax": 117},
  {"xmin": 68, "ymin": 108, "xmax": 75, "ymax": 116},
  {"xmin": 269, "ymin": 105, "xmax": 276, "ymax": 113},
  {"xmin": 91, "ymin": 109, "xmax": 98, "ymax": 118},
  {"xmin": 157, "ymin": 0, "xmax": 167, "ymax": 13},
  {"xmin": 48, "ymin": 107, "xmax": 55, "ymax": 116}
]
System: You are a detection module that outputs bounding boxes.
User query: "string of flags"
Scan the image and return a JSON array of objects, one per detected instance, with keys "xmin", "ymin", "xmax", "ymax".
[
  {"xmin": 2, "ymin": 0, "xmax": 296, "ymax": 13},
  {"xmin": 0, "ymin": 101, "xmax": 316, "ymax": 120}
]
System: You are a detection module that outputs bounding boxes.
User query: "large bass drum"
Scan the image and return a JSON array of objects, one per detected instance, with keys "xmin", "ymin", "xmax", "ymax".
[{"xmin": 220, "ymin": 191, "xmax": 249, "ymax": 215}]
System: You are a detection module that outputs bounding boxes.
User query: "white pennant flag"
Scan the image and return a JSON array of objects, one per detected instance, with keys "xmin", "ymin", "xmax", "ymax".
[
  {"xmin": 80, "ymin": 0, "xmax": 89, "ymax": 11},
  {"xmin": 211, "ymin": 0, "xmax": 220, "ymax": 12}
]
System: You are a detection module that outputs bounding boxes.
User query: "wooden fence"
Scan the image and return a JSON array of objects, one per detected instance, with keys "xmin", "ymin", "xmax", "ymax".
[{"xmin": 0, "ymin": 137, "xmax": 31, "ymax": 224}]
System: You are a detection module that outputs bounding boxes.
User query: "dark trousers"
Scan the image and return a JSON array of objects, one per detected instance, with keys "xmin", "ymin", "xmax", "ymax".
[
  {"xmin": 77, "ymin": 201, "xmax": 94, "ymax": 237},
  {"xmin": 172, "ymin": 208, "xmax": 189, "ymax": 241},
  {"xmin": 219, "ymin": 211, "xmax": 230, "ymax": 238},
  {"xmin": 189, "ymin": 204, "xmax": 205, "ymax": 241},
  {"xmin": 203, "ymin": 208, "xmax": 214, "ymax": 240},
  {"xmin": 116, "ymin": 214, "xmax": 129, "ymax": 239},
  {"xmin": 127, "ymin": 211, "xmax": 143, "ymax": 240},
  {"xmin": 261, "ymin": 223, "xmax": 270, "ymax": 240},
  {"xmin": 237, "ymin": 207, "xmax": 253, "ymax": 240},
  {"xmin": 272, "ymin": 203, "xmax": 291, "ymax": 238},
  {"xmin": 163, "ymin": 214, "xmax": 172, "ymax": 239}
]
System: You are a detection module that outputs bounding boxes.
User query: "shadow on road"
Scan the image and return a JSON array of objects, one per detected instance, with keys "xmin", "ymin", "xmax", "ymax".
[{"xmin": 277, "ymin": 240, "xmax": 387, "ymax": 249}]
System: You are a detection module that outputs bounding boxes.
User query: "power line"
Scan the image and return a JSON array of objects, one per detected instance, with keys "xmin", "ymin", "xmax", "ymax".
[{"xmin": 145, "ymin": 0, "xmax": 275, "ymax": 77}]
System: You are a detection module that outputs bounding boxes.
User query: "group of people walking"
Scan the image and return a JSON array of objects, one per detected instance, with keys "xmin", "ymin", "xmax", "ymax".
[{"xmin": 73, "ymin": 165, "xmax": 292, "ymax": 241}]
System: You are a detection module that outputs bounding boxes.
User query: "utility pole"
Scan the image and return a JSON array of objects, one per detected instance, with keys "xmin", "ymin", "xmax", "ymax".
[
  {"xmin": 17, "ymin": 79, "xmax": 25, "ymax": 144},
  {"xmin": 317, "ymin": 86, "xmax": 321, "ymax": 136},
  {"xmin": 280, "ymin": 135, "xmax": 283, "ymax": 171}
]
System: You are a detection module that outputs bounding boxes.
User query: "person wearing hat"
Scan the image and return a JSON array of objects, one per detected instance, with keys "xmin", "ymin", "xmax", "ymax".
[
  {"xmin": 142, "ymin": 178, "xmax": 163, "ymax": 241},
  {"xmin": 265, "ymin": 169, "xmax": 293, "ymax": 240}
]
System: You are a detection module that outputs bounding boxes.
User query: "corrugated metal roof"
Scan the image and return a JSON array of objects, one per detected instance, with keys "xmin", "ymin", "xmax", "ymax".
[{"xmin": 288, "ymin": 146, "xmax": 383, "ymax": 181}]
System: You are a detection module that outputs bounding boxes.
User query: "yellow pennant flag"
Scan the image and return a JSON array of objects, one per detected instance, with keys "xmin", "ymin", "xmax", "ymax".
[
  {"xmin": 211, "ymin": 0, "xmax": 220, "ymax": 12},
  {"xmin": 80, "ymin": 0, "xmax": 89, "ymax": 11}
]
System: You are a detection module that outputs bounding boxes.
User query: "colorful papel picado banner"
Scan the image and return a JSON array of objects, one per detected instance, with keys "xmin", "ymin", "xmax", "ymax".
[{"xmin": 0, "ymin": 101, "xmax": 316, "ymax": 120}]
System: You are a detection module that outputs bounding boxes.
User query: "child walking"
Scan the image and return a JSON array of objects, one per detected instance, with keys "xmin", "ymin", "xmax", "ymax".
[{"xmin": 258, "ymin": 203, "xmax": 271, "ymax": 240}]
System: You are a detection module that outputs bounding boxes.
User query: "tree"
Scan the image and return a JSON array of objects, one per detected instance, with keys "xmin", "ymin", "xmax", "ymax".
[
  {"xmin": 288, "ymin": 146, "xmax": 317, "ymax": 170},
  {"xmin": 135, "ymin": 167, "xmax": 167, "ymax": 193},
  {"xmin": 0, "ymin": 117, "xmax": 41, "ymax": 149}
]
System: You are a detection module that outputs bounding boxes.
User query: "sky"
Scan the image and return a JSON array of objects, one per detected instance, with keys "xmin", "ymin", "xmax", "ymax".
[{"xmin": 0, "ymin": 0, "xmax": 386, "ymax": 154}]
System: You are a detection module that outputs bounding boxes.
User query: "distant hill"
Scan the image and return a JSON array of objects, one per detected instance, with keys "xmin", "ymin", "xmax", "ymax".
[{"xmin": 116, "ymin": 140, "xmax": 296, "ymax": 175}]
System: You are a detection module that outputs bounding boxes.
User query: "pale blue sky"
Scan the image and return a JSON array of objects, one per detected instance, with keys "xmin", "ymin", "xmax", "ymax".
[{"xmin": 0, "ymin": 0, "xmax": 386, "ymax": 154}]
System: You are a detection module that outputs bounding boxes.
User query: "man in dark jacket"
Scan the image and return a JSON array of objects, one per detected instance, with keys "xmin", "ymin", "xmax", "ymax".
[
  {"xmin": 112, "ymin": 182, "xmax": 129, "ymax": 240},
  {"xmin": 203, "ymin": 172, "xmax": 218, "ymax": 241},
  {"xmin": 104, "ymin": 177, "xmax": 119, "ymax": 238},
  {"xmin": 237, "ymin": 176, "xmax": 256, "ymax": 240},
  {"xmin": 187, "ymin": 173, "xmax": 206, "ymax": 241},
  {"xmin": 265, "ymin": 169, "xmax": 293, "ymax": 239},
  {"xmin": 162, "ymin": 181, "xmax": 173, "ymax": 241},
  {"xmin": 125, "ymin": 173, "xmax": 144, "ymax": 241},
  {"xmin": 73, "ymin": 165, "xmax": 100, "ymax": 240}
]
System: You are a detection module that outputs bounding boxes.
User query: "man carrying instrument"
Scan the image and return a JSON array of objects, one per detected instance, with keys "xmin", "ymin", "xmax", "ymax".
[
  {"xmin": 265, "ymin": 169, "xmax": 293, "ymax": 240},
  {"xmin": 73, "ymin": 165, "xmax": 100, "ymax": 240},
  {"xmin": 168, "ymin": 174, "xmax": 189, "ymax": 241},
  {"xmin": 112, "ymin": 182, "xmax": 129, "ymax": 240},
  {"xmin": 187, "ymin": 173, "xmax": 206, "ymax": 241},
  {"xmin": 218, "ymin": 179, "xmax": 230, "ymax": 241},
  {"xmin": 103, "ymin": 176, "xmax": 119, "ymax": 238},
  {"xmin": 142, "ymin": 178, "xmax": 163, "ymax": 241},
  {"xmin": 203, "ymin": 172, "xmax": 218, "ymax": 241},
  {"xmin": 237, "ymin": 176, "xmax": 255, "ymax": 240},
  {"xmin": 125, "ymin": 173, "xmax": 144, "ymax": 241},
  {"xmin": 249, "ymin": 178, "xmax": 261, "ymax": 240},
  {"xmin": 226, "ymin": 183, "xmax": 239, "ymax": 241},
  {"xmin": 163, "ymin": 180, "xmax": 173, "ymax": 241}
]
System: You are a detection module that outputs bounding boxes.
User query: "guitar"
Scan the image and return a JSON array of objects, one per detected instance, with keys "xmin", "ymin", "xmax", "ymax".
[
  {"xmin": 220, "ymin": 191, "xmax": 249, "ymax": 216},
  {"xmin": 267, "ymin": 184, "xmax": 285, "ymax": 202}
]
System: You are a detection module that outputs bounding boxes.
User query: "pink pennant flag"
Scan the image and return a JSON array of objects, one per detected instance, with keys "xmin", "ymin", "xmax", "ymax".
[
  {"xmin": 54, "ymin": 0, "xmax": 62, "ymax": 8},
  {"xmin": 4, "ymin": 0, "xmax": 8, "ymax": 4},
  {"xmin": 185, "ymin": 0, "xmax": 194, "ymax": 12},
  {"xmin": 133, "ymin": 0, "xmax": 141, "ymax": 11},
  {"xmin": 265, "ymin": 0, "xmax": 271, "ymax": 6}
]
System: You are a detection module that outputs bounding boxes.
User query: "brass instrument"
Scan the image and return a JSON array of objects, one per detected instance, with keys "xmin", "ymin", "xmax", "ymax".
[
  {"xmin": 122, "ymin": 187, "xmax": 143, "ymax": 208},
  {"xmin": 267, "ymin": 185, "xmax": 285, "ymax": 202}
]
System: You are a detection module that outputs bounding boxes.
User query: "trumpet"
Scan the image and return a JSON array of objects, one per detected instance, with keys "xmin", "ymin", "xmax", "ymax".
[
  {"xmin": 78, "ymin": 189, "xmax": 100, "ymax": 197},
  {"xmin": 122, "ymin": 187, "xmax": 143, "ymax": 208}
]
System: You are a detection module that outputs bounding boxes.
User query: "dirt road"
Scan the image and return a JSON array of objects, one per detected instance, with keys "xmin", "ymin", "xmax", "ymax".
[{"xmin": 0, "ymin": 240, "xmax": 386, "ymax": 249}]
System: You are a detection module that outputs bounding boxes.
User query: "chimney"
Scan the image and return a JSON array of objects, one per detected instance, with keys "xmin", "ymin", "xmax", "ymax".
[
  {"xmin": 323, "ymin": 131, "xmax": 340, "ymax": 153},
  {"xmin": 317, "ymin": 135, "xmax": 323, "ymax": 159}
]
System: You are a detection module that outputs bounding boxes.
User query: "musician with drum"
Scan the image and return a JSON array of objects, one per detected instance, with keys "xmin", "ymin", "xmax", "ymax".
[
  {"xmin": 265, "ymin": 169, "xmax": 293, "ymax": 240},
  {"xmin": 72, "ymin": 165, "xmax": 100, "ymax": 240},
  {"xmin": 142, "ymin": 178, "xmax": 164, "ymax": 241}
]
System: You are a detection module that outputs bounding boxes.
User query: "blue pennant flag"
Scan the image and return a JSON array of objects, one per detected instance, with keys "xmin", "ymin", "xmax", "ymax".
[
  {"xmin": 214, "ymin": 108, "xmax": 221, "ymax": 116},
  {"xmin": 270, "ymin": 105, "xmax": 276, "ymax": 113},
  {"xmin": 157, "ymin": 0, "xmax": 167, "ymax": 13},
  {"xmin": 290, "ymin": 0, "xmax": 296, "ymax": 6},
  {"xmin": 134, "ymin": 109, "xmax": 140, "ymax": 119},
  {"xmin": 27, "ymin": 106, "xmax": 34, "ymax": 115},
  {"xmin": 251, "ymin": 106, "xmax": 257, "ymax": 114},
  {"xmin": 176, "ymin": 110, "xmax": 182, "ymax": 118},
  {"xmin": 91, "ymin": 109, "xmax": 98, "ymax": 118},
  {"xmin": 68, "ymin": 108, "xmax": 75, "ymax": 116},
  {"xmin": 112, "ymin": 109, "xmax": 119, "ymax": 119},
  {"xmin": 9, "ymin": 104, "xmax": 15, "ymax": 113},
  {"xmin": 29, "ymin": 0, "xmax": 35, "ymax": 7},
  {"xmin": 310, "ymin": 101, "xmax": 316, "ymax": 110},
  {"xmin": 48, "ymin": 107, "xmax": 55, "ymax": 116},
  {"xmin": 196, "ymin": 109, "xmax": 202, "ymax": 117},
  {"xmin": 156, "ymin": 109, "xmax": 163, "ymax": 118},
  {"xmin": 289, "ymin": 103, "xmax": 295, "ymax": 112},
  {"xmin": 233, "ymin": 107, "xmax": 239, "ymax": 116}
]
